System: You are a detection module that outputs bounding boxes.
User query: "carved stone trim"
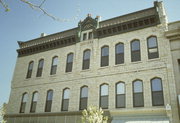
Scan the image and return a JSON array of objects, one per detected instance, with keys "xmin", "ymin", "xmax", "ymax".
[
  {"xmin": 96, "ymin": 15, "xmax": 160, "ymax": 39},
  {"xmin": 17, "ymin": 35, "xmax": 77, "ymax": 57}
]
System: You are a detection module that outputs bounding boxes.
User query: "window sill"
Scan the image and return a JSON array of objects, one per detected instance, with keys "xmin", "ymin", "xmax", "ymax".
[
  {"xmin": 64, "ymin": 71, "xmax": 73, "ymax": 75},
  {"xmin": 99, "ymin": 65, "xmax": 110, "ymax": 69},
  {"xmin": 81, "ymin": 69, "xmax": 91, "ymax": 72},
  {"xmin": 114, "ymin": 63, "xmax": 126, "ymax": 67},
  {"xmin": 131, "ymin": 61, "xmax": 142, "ymax": 64},
  {"xmin": 35, "ymin": 76, "xmax": 44, "ymax": 79},
  {"xmin": 147, "ymin": 57, "xmax": 160, "ymax": 62},
  {"xmin": 49, "ymin": 74, "xmax": 57, "ymax": 77}
]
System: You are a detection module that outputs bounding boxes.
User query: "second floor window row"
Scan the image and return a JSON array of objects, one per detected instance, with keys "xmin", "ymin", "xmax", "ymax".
[{"xmin": 26, "ymin": 36, "xmax": 159, "ymax": 78}]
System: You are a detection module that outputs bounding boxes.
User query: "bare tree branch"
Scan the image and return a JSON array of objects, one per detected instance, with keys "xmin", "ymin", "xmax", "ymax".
[
  {"xmin": 0, "ymin": 0, "xmax": 80, "ymax": 22},
  {"xmin": 0, "ymin": 0, "xmax": 10, "ymax": 12}
]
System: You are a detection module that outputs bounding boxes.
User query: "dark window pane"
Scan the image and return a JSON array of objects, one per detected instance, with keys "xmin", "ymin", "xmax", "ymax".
[
  {"xmin": 101, "ymin": 56, "xmax": 109, "ymax": 67},
  {"xmin": 66, "ymin": 54, "xmax": 73, "ymax": 72},
  {"xmin": 131, "ymin": 40, "xmax": 141, "ymax": 62},
  {"xmin": 50, "ymin": 65, "xmax": 57, "ymax": 75},
  {"xmin": 83, "ymin": 33, "xmax": 87, "ymax": 40},
  {"xmin": 80, "ymin": 98, "xmax": 87, "ymax": 110},
  {"xmin": 148, "ymin": 37, "xmax": 159, "ymax": 59},
  {"xmin": 88, "ymin": 32, "xmax": 93, "ymax": 39},
  {"xmin": 116, "ymin": 43, "xmax": 124, "ymax": 64},
  {"xmin": 20, "ymin": 102, "xmax": 26, "ymax": 113},
  {"xmin": 36, "ymin": 59, "xmax": 44, "ymax": 77},
  {"xmin": 45, "ymin": 90, "xmax": 53, "ymax": 112},
  {"xmin": 100, "ymin": 96, "xmax": 108, "ymax": 109},
  {"xmin": 116, "ymin": 53, "xmax": 124, "ymax": 64},
  {"xmin": 133, "ymin": 93, "xmax": 144, "ymax": 107},
  {"xmin": 151, "ymin": 78, "xmax": 164, "ymax": 106},
  {"xmin": 45, "ymin": 100, "xmax": 52, "ymax": 112},
  {"xmin": 26, "ymin": 62, "xmax": 33, "ymax": 78},
  {"xmin": 30, "ymin": 102, "xmax": 37, "ymax": 113},
  {"xmin": 66, "ymin": 63, "xmax": 73, "ymax": 72},
  {"xmin": 83, "ymin": 60, "xmax": 90, "ymax": 70},
  {"xmin": 50, "ymin": 57, "xmax": 58, "ymax": 75},
  {"xmin": 83, "ymin": 50, "xmax": 90, "ymax": 70},
  {"xmin": 30, "ymin": 92, "xmax": 38, "ymax": 113},
  {"xmin": 131, "ymin": 50, "xmax": 141, "ymax": 62},
  {"xmin": 148, "ymin": 51, "xmax": 159, "ymax": 59},
  {"xmin": 62, "ymin": 99, "xmax": 69, "ymax": 111},
  {"xmin": 116, "ymin": 94, "xmax": 125, "ymax": 108},
  {"xmin": 152, "ymin": 91, "xmax": 164, "ymax": 106}
]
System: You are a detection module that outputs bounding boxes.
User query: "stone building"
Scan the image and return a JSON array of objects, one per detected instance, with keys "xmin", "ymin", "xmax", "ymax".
[{"xmin": 5, "ymin": 1, "xmax": 180, "ymax": 123}]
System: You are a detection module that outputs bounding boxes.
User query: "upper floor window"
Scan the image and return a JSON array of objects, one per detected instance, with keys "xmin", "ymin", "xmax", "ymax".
[
  {"xmin": 62, "ymin": 88, "xmax": 70, "ymax": 111},
  {"xmin": 100, "ymin": 84, "xmax": 109, "ymax": 109},
  {"xmin": 133, "ymin": 80, "xmax": 144, "ymax": 107},
  {"xmin": 45, "ymin": 90, "xmax": 53, "ymax": 112},
  {"xmin": 116, "ymin": 82, "xmax": 125, "ymax": 108},
  {"xmin": 30, "ymin": 91, "xmax": 38, "ymax": 113},
  {"xmin": 88, "ymin": 32, "xmax": 93, "ymax": 39},
  {"xmin": 82, "ymin": 50, "xmax": 91, "ymax": 70},
  {"xmin": 101, "ymin": 46, "xmax": 109, "ymax": 67},
  {"xmin": 20, "ymin": 92, "xmax": 28, "ymax": 113},
  {"xmin": 131, "ymin": 40, "xmax": 141, "ymax": 62},
  {"xmin": 26, "ymin": 61, "xmax": 34, "ymax": 78},
  {"xmin": 66, "ymin": 53, "xmax": 74, "ymax": 72},
  {"xmin": 147, "ymin": 36, "xmax": 159, "ymax": 59},
  {"xmin": 36, "ymin": 59, "xmax": 44, "ymax": 77},
  {"xmin": 80, "ymin": 86, "xmax": 88, "ymax": 110},
  {"xmin": 115, "ymin": 43, "xmax": 124, "ymax": 64},
  {"xmin": 50, "ymin": 56, "xmax": 58, "ymax": 75},
  {"xmin": 151, "ymin": 78, "xmax": 164, "ymax": 106},
  {"xmin": 83, "ymin": 33, "xmax": 87, "ymax": 41}
]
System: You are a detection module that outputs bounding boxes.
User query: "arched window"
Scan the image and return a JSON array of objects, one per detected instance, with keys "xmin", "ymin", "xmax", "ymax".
[
  {"xmin": 50, "ymin": 56, "xmax": 58, "ymax": 75},
  {"xmin": 30, "ymin": 92, "xmax": 38, "ymax": 113},
  {"xmin": 147, "ymin": 36, "xmax": 159, "ymax": 59},
  {"xmin": 82, "ymin": 50, "xmax": 91, "ymax": 70},
  {"xmin": 66, "ymin": 53, "xmax": 73, "ymax": 72},
  {"xmin": 26, "ymin": 61, "xmax": 34, "ymax": 78},
  {"xmin": 45, "ymin": 90, "xmax": 53, "ymax": 112},
  {"xmin": 131, "ymin": 40, "xmax": 141, "ymax": 62},
  {"xmin": 133, "ymin": 80, "xmax": 144, "ymax": 107},
  {"xmin": 79, "ymin": 86, "xmax": 88, "ymax": 110},
  {"xmin": 36, "ymin": 59, "xmax": 44, "ymax": 77},
  {"xmin": 151, "ymin": 78, "xmax": 164, "ymax": 106},
  {"xmin": 101, "ymin": 46, "xmax": 109, "ymax": 67},
  {"xmin": 100, "ymin": 84, "xmax": 109, "ymax": 109},
  {"xmin": 20, "ymin": 93, "xmax": 28, "ymax": 113},
  {"xmin": 116, "ymin": 82, "xmax": 125, "ymax": 108},
  {"xmin": 62, "ymin": 88, "xmax": 70, "ymax": 111},
  {"xmin": 115, "ymin": 43, "xmax": 124, "ymax": 64}
]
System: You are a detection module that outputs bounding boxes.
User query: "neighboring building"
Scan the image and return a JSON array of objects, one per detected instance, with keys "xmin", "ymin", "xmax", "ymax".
[
  {"xmin": 5, "ymin": 1, "xmax": 180, "ymax": 123},
  {"xmin": 165, "ymin": 21, "xmax": 180, "ymax": 120}
]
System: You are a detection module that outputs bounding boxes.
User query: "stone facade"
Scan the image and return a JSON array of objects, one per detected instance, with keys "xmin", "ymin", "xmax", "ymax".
[
  {"xmin": 6, "ymin": 1, "xmax": 180, "ymax": 123},
  {"xmin": 165, "ymin": 21, "xmax": 180, "ymax": 121}
]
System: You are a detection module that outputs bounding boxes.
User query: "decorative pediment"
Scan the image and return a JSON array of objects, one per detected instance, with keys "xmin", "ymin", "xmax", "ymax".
[{"xmin": 78, "ymin": 14, "xmax": 99, "ymax": 31}]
